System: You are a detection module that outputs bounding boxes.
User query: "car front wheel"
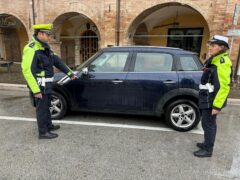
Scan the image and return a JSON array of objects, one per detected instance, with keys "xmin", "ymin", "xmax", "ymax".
[
  {"xmin": 50, "ymin": 91, "xmax": 67, "ymax": 119},
  {"xmin": 165, "ymin": 100, "xmax": 200, "ymax": 132}
]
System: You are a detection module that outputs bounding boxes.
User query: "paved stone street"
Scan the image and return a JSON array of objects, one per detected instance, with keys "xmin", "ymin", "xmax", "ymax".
[
  {"xmin": 1, "ymin": 0, "xmax": 240, "ymax": 178},
  {"xmin": 0, "ymin": 90, "xmax": 239, "ymax": 180}
]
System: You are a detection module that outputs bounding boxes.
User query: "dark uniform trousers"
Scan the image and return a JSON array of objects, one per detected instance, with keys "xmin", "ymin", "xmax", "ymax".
[
  {"xmin": 201, "ymin": 109, "xmax": 217, "ymax": 152},
  {"xmin": 35, "ymin": 93, "xmax": 52, "ymax": 134}
]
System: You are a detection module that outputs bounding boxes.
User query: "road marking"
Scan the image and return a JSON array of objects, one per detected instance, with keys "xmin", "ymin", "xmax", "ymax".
[
  {"xmin": 228, "ymin": 155, "xmax": 240, "ymax": 178},
  {"xmin": 228, "ymin": 99, "xmax": 240, "ymax": 106},
  {"xmin": 227, "ymin": 103, "xmax": 240, "ymax": 106},
  {"xmin": 0, "ymin": 115, "xmax": 203, "ymax": 134}
]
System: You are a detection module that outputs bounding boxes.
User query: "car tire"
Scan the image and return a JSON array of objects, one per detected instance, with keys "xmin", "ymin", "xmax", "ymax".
[
  {"xmin": 165, "ymin": 99, "xmax": 200, "ymax": 132},
  {"xmin": 50, "ymin": 91, "xmax": 67, "ymax": 119}
]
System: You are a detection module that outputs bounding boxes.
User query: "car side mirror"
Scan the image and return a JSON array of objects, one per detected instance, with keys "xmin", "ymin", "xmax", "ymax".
[{"xmin": 82, "ymin": 67, "xmax": 89, "ymax": 75}]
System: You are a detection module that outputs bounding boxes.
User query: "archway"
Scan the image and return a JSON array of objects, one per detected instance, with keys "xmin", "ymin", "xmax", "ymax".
[
  {"xmin": 53, "ymin": 12, "xmax": 100, "ymax": 67},
  {"xmin": 127, "ymin": 3, "xmax": 210, "ymax": 60},
  {"xmin": 0, "ymin": 13, "xmax": 28, "ymax": 62}
]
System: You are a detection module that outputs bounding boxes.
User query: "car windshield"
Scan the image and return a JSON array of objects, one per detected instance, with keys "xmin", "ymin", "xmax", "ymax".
[
  {"xmin": 75, "ymin": 52, "xmax": 99, "ymax": 71},
  {"xmin": 87, "ymin": 52, "xmax": 129, "ymax": 72}
]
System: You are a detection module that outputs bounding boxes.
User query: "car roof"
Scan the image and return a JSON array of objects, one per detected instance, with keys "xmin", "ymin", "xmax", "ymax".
[{"xmin": 101, "ymin": 46, "xmax": 197, "ymax": 55}]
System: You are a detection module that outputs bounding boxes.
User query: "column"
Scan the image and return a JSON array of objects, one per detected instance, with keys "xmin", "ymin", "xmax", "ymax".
[
  {"xmin": 75, "ymin": 39, "xmax": 81, "ymax": 65},
  {"xmin": 0, "ymin": 29, "xmax": 6, "ymax": 59}
]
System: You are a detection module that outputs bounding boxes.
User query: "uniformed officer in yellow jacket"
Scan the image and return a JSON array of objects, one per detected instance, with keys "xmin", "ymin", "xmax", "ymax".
[
  {"xmin": 22, "ymin": 24, "xmax": 77, "ymax": 139},
  {"xmin": 194, "ymin": 35, "xmax": 232, "ymax": 157}
]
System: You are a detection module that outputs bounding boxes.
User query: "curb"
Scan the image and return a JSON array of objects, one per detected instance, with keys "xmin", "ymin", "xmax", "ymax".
[
  {"xmin": 0, "ymin": 83, "xmax": 239, "ymax": 105},
  {"xmin": 228, "ymin": 98, "xmax": 240, "ymax": 105},
  {"xmin": 0, "ymin": 83, "xmax": 28, "ymax": 91}
]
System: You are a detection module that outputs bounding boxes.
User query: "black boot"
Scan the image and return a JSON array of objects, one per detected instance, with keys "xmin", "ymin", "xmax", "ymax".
[
  {"xmin": 196, "ymin": 142, "xmax": 205, "ymax": 149},
  {"xmin": 193, "ymin": 149, "xmax": 212, "ymax": 158},
  {"xmin": 48, "ymin": 125, "xmax": 60, "ymax": 131},
  {"xmin": 39, "ymin": 132, "xmax": 58, "ymax": 139}
]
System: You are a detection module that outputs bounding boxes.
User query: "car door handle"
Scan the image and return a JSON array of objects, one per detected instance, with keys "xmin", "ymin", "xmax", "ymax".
[
  {"xmin": 112, "ymin": 80, "xmax": 123, "ymax": 84},
  {"xmin": 163, "ymin": 80, "xmax": 176, "ymax": 84}
]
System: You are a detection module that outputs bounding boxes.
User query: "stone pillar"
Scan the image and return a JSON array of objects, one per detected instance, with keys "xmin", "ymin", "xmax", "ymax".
[
  {"xmin": 49, "ymin": 39, "xmax": 61, "ymax": 73},
  {"xmin": 49, "ymin": 39, "xmax": 61, "ymax": 57},
  {"xmin": 75, "ymin": 38, "xmax": 81, "ymax": 65}
]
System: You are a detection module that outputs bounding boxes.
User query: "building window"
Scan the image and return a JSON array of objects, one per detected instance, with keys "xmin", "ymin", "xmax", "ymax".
[{"xmin": 167, "ymin": 28, "xmax": 203, "ymax": 55}]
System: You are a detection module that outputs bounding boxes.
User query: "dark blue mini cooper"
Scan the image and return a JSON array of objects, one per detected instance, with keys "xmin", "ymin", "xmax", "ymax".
[{"xmin": 51, "ymin": 46, "xmax": 203, "ymax": 131}]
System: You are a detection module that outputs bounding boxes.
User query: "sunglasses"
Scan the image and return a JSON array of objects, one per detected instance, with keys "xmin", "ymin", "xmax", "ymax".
[{"xmin": 40, "ymin": 30, "xmax": 52, "ymax": 36}]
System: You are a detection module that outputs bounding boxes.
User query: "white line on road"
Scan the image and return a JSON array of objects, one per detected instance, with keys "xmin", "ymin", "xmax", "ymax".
[{"xmin": 0, "ymin": 115, "xmax": 203, "ymax": 134}]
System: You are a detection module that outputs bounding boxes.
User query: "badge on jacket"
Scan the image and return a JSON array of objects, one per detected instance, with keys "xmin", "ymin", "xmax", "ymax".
[
  {"xmin": 220, "ymin": 57, "xmax": 225, "ymax": 64},
  {"xmin": 29, "ymin": 42, "xmax": 35, "ymax": 48}
]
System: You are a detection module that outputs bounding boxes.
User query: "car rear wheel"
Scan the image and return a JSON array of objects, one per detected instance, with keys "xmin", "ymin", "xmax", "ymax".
[
  {"xmin": 165, "ymin": 99, "xmax": 200, "ymax": 132},
  {"xmin": 50, "ymin": 91, "xmax": 67, "ymax": 119}
]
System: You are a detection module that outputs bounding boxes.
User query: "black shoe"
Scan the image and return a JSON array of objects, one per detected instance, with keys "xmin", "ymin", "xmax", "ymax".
[
  {"xmin": 196, "ymin": 142, "xmax": 205, "ymax": 149},
  {"xmin": 39, "ymin": 132, "xmax": 58, "ymax": 139},
  {"xmin": 48, "ymin": 125, "xmax": 60, "ymax": 131},
  {"xmin": 193, "ymin": 149, "xmax": 212, "ymax": 158}
]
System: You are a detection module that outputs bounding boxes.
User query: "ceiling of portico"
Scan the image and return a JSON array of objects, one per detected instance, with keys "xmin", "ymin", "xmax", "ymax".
[{"xmin": 140, "ymin": 5, "xmax": 201, "ymax": 31}]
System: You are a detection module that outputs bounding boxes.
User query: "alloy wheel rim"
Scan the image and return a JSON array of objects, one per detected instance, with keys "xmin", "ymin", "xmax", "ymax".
[
  {"xmin": 170, "ymin": 104, "xmax": 196, "ymax": 128},
  {"xmin": 50, "ymin": 95, "xmax": 62, "ymax": 118}
]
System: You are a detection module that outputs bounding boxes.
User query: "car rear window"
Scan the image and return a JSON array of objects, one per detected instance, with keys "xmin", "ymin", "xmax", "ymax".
[
  {"xmin": 178, "ymin": 56, "xmax": 199, "ymax": 71},
  {"xmin": 134, "ymin": 53, "xmax": 173, "ymax": 72}
]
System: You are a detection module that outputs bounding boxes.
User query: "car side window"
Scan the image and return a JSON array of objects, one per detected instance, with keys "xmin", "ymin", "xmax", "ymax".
[
  {"xmin": 88, "ymin": 52, "xmax": 129, "ymax": 72},
  {"xmin": 134, "ymin": 53, "xmax": 173, "ymax": 72},
  {"xmin": 178, "ymin": 56, "xmax": 199, "ymax": 71}
]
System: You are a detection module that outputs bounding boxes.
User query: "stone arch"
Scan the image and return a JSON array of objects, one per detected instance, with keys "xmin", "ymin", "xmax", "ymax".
[
  {"xmin": 127, "ymin": 2, "xmax": 210, "ymax": 38},
  {"xmin": 0, "ymin": 12, "xmax": 30, "ymax": 38},
  {"xmin": 0, "ymin": 13, "xmax": 28, "ymax": 62},
  {"xmin": 51, "ymin": 11, "xmax": 101, "ymax": 42},
  {"xmin": 125, "ymin": 2, "xmax": 210, "ymax": 60},
  {"xmin": 51, "ymin": 12, "xmax": 101, "ymax": 66}
]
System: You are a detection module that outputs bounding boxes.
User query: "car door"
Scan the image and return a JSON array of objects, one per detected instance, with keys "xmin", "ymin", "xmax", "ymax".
[
  {"xmin": 176, "ymin": 54, "xmax": 203, "ymax": 91},
  {"xmin": 124, "ymin": 52, "xmax": 179, "ymax": 113},
  {"xmin": 67, "ymin": 51, "xmax": 132, "ymax": 111}
]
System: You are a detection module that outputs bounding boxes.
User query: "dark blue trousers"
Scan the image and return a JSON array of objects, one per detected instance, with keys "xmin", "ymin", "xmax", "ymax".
[
  {"xmin": 201, "ymin": 109, "xmax": 217, "ymax": 152},
  {"xmin": 35, "ymin": 94, "xmax": 52, "ymax": 135}
]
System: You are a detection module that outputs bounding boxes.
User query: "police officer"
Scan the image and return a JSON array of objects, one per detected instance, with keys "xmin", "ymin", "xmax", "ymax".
[
  {"xmin": 194, "ymin": 35, "xmax": 232, "ymax": 157},
  {"xmin": 22, "ymin": 24, "xmax": 77, "ymax": 139}
]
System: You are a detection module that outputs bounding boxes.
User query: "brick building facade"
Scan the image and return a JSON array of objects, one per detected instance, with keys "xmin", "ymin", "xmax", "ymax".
[{"xmin": 0, "ymin": 0, "xmax": 240, "ymax": 76}]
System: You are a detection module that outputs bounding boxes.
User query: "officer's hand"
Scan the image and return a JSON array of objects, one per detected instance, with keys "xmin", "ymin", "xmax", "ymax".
[
  {"xmin": 71, "ymin": 75, "xmax": 78, "ymax": 80},
  {"xmin": 34, "ymin": 93, "xmax": 43, "ymax": 99},
  {"xmin": 212, "ymin": 109, "xmax": 220, "ymax": 115}
]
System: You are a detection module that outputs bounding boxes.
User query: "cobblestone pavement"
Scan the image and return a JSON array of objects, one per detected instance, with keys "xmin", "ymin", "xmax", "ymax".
[{"xmin": 0, "ymin": 90, "xmax": 240, "ymax": 180}]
